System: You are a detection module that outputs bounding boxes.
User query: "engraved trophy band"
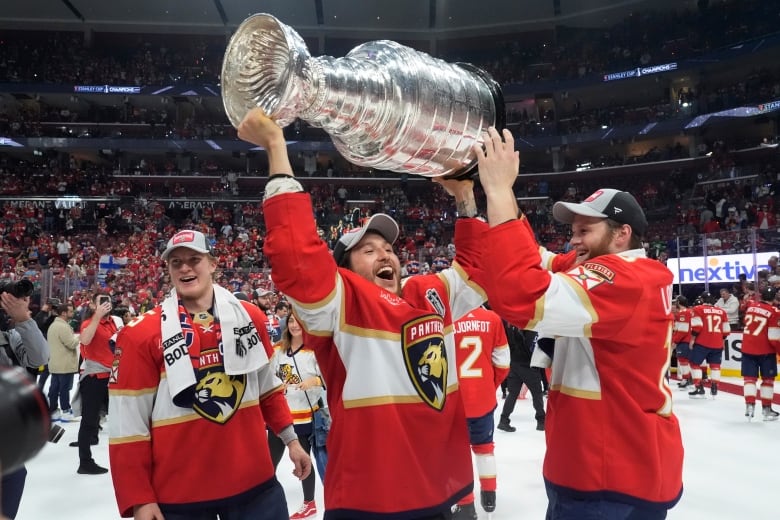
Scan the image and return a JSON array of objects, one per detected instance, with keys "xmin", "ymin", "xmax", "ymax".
[{"xmin": 221, "ymin": 13, "xmax": 505, "ymax": 178}]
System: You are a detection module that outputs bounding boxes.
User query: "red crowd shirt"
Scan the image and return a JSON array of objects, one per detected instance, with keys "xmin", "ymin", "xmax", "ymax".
[{"xmin": 80, "ymin": 315, "xmax": 119, "ymax": 370}]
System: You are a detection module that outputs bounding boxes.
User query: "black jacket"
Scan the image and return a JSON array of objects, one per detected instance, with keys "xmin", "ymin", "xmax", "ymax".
[{"xmin": 503, "ymin": 321, "xmax": 536, "ymax": 366}]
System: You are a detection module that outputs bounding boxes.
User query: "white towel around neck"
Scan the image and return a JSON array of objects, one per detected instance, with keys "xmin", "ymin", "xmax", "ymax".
[{"xmin": 160, "ymin": 285, "xmax": 268, "ymax": 405}]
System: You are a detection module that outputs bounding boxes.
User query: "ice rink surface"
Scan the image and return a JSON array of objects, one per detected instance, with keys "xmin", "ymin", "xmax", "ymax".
[{"xmin": 18, "ymin": 379, "xmax": 776, "ymax": 519}]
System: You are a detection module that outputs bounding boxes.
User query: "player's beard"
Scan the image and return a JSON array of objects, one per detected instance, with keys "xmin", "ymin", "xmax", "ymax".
[{"xmin": 575, "ymin": 230, "xmax": 614, "ymax": 265}]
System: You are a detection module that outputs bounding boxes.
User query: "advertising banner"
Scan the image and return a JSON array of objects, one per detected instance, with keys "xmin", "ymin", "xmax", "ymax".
[{"xmin": 670, "ymin": 252, "xmax": 778, "ymax": 285}]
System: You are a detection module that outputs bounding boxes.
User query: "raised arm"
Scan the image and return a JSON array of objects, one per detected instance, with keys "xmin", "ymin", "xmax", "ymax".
[
  {"xmin": 472, "ymin": 127, "xmax": 520, "ymax": 227},
  {"xmin": 237, "ymin": 108, "xmax": 294, "ymax": 176}
]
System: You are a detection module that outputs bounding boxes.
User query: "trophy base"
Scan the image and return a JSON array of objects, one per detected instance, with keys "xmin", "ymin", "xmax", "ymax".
[
  {"xmin": 442, "ymin": 165, "xmax": 479, "ymax": 181},
  {"xmin": 441, "ymin": 168, "xmax": 479, "ymax": 181}
]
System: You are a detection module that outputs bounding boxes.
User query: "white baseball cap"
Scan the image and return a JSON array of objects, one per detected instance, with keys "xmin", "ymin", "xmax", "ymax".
[
  {"xmin": 161, "ymin": 230, "xmax": 213, "ymax": 260},
  {"xmin": 333, "ymin": 214, "xmax": 399, "ymax": 266}
]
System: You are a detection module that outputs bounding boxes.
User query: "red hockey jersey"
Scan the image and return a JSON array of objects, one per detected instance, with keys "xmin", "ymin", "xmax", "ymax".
[
  {"xmin": 672, "ymin": 308, "xmax": 694, "ymax": 344},
  {"xmin": 453, "ymin": 307, "xmax": 510, "ymax": 418},
  {"xmin": 108, "ymin": 301, "xmax": 291, "ymax": 517},
  {"xmin": 263, "ymin": 191, "xmax": 487, "ymax": 518},
  {"xmin": 482, "ymin": 216, "xmax": 683, "ymax": 511},
  {"xmin": 690, "ymin": 304, "xmax": 730, "ymax": 349},
  {"xmin": 741, "ymin": 301, "xmax": 780, "ymax": 355}
]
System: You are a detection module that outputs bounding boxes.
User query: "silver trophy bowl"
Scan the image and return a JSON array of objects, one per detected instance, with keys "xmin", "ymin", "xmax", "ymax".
[{"xmin": 221, "ymin": 13, "xmax": 505, "ymax": 178}]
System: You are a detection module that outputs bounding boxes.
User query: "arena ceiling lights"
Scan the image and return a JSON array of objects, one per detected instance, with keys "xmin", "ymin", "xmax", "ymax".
[{"xmin": 1, "ymin": 0, "xmax": 681, "ymax": 36}]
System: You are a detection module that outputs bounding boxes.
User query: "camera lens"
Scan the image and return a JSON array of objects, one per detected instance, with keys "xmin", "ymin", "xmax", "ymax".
[
  {"xmin": 0, "ymin": 367, "xmax": 51, "ymax": 475},
  {"xmin": 14, "ymin": 280, "xmax": 34, "ymax": 298},
  {"xmin": 0, "ymin": 279, "xmax": 34, "ymax": 298}
]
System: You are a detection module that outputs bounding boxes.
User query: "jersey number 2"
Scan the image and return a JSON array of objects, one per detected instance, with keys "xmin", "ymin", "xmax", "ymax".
[{"xmin": 458, "ymin": 336, "xmax": 483, "ymax": 378}]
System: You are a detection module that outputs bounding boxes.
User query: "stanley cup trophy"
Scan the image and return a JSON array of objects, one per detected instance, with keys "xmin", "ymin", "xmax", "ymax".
[{"xmin": 221, "ymin": 13, "xmax": 505, "ymax": 178}]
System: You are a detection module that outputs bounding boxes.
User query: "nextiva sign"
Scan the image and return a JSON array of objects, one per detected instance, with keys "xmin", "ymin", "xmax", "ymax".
[{"xmin": 671, "ymin": 252, "xmax": 778, "ymax": 284}]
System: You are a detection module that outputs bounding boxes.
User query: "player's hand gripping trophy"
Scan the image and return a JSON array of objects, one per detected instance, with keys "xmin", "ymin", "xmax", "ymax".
[{"xmin": 221, "ymin": 13, "xmax": 505, "ymax": 179}]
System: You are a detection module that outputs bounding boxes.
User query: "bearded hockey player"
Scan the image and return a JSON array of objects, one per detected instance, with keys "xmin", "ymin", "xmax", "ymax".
[
  {"xmin": 476, "ymin": 125, "xmax": 684, "ymax": 520},
  {"xmin": 239, "ymin": 108, "xmax": 489, "ymax": 519}
]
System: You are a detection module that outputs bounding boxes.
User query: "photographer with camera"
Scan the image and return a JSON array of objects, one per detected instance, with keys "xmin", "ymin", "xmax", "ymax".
[
  {"xmin": 73, "ymin": 293, "xmax": 122, "ymax": 475},
  {"xmin": 0, "ymin": 280, "xmax": 50, "ymax": 519}
]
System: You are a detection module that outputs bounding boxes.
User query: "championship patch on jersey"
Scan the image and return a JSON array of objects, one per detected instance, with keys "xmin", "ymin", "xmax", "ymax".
[
  {"xmin": 565, "ymin": 263, "xmax": 615, "ymax": 291},
  {"xmin": 192, "ymin": 311, "xmax": 214, "ymax": 333},
  {"xmin": 109, "ymin": 346, "xmax": 122, "ymax": 385},
  {"xmin": 402, "ymin": 314, "xmax": 448, "ymax": 411},
  {"xmin": 425, "ymin": 288, "xmax": 446, "ymax": 317},
  {"xmin": 193, "ymin": 347, "xmax": 246, "ymax": 424}
]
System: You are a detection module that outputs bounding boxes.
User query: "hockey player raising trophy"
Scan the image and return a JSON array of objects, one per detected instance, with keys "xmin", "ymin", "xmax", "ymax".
[{"xmin": 221, "ymin": 13, "xmax": 505, "ymax": 179}]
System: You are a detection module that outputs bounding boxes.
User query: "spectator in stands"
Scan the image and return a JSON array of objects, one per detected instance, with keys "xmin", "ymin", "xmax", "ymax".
[
  {"xmin": 702, "ymin": 215, "xmax": 721, "ymax": 234},
  {"xmin": 769, "ymin": 255, "xmax": 779, "ymax": 273},
  {"xmin": 647, "ymin": 234, "xmax": 666, "ymax": 259},
  {"xmin": 67, "ymin": 258, "xmax": 85, "ymax": 280},
  {"xmin": 56, "ymin": 236, "xmax": 71, "ymax": 266},
  {"xmin": 254, "ymin": 289, "xmax": 274, "ymax": 313},
  {"xmin": 755, "ymin": 204, "xmax": 775, "ymax": 230},
  {"xmin": 273, "ymin": 301, "xmax": 290, "ymax": 337}
]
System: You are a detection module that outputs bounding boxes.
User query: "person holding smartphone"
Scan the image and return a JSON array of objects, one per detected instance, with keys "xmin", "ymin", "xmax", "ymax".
[{"xmin": 73, "ymin": 293, "xmax": 122, "ymax": 475}]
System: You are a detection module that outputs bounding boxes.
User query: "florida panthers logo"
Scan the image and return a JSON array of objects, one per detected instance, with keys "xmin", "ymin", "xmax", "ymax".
[
  {"xmin": 277, "ymin": 363, "xmax": 301, "ymax": 385},
  {"xmin": 402, "ymin": 315, "xmax": 448, "ymax": 411},
  {"xmin": 192, "ymin": 370, "xmax": 246, "ymax": 424}
]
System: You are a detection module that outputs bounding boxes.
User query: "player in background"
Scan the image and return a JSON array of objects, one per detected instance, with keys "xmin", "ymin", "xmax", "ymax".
[
  {"xmin": 688, "ymin": 292, "xmax": 730, "ymax": 398},
  {"xmin": 672, "ymin": 296, "xmax": 694, "ymax": 389},
  {"xmin": 498, "ymin": 324, "xmax": 547, "ymax": 432},
  {"xmin": 451, "ymin": 306, "xmax": 509, "ymax": 519},
  {"xmin": 740, "ymin": 287, "xmax": 780, "ymax": 421},
  {"xmin": 432, "ymin": 255, "xmax": 451, "ymax": 273}
]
